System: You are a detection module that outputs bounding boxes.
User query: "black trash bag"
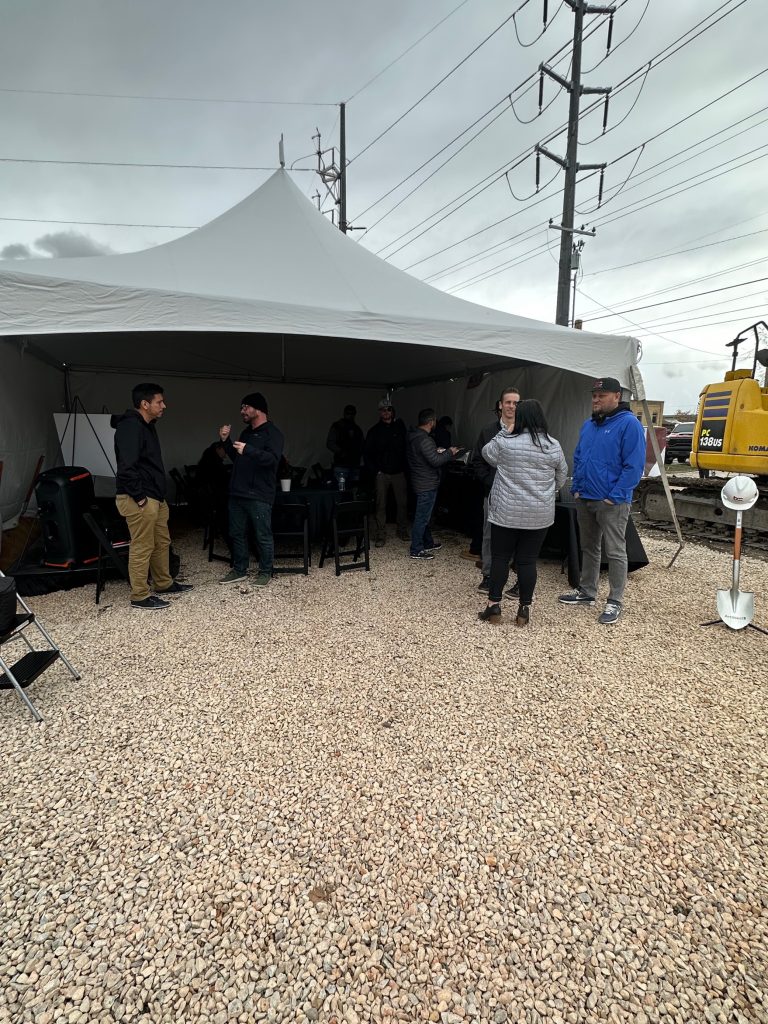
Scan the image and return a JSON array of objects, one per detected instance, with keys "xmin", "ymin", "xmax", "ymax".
[{"xmin": 0, "ymin": 576, "xmax": 18, "ymax": 636}]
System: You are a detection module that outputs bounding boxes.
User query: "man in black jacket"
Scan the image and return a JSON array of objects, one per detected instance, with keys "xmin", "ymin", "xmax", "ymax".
[
  {"xmin": 364, "ymin": 399, "xmax": 409, "ymax": 547},
  {"xmin": 218, "ymin": 392, "xmax": 284, "ymax": 587},
  {"xmin": 326, "ymin": 405, "xmax": 364, "ymax": 487},
  {"xmin": 113, "ymin": 383, "xmax": 192, "ymax": 609},
  {"xmin": 407, "ymin": 408, "xmax": 460, "ymax": 560}
]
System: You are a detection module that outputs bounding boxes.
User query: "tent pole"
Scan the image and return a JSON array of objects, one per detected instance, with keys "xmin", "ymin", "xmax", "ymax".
[{"xmin": 629, "ymin": 366, "xmax": 685, "ymax": 567}]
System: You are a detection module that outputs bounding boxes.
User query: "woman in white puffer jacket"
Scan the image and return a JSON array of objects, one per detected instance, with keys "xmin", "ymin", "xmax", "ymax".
[{"xmin": 478, "ymin": 399, "xmax": 568, "ymax": 627}]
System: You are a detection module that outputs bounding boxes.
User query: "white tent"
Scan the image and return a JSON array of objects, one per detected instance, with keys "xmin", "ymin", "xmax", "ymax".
[{"xmin": 0, "ymin": 169, "xmax": 643, "ymax": 526}]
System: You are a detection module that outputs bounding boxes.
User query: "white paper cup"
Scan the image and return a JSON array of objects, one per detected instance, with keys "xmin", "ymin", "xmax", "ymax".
[{"xmin": 280, "ymin": 479, "xmax": 291, "ymax": 492}]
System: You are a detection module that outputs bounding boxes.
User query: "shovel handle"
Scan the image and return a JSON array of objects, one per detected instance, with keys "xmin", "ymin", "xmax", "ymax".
[{"xmin": 734, "ymin": 511, "xmax": 743, "ymax": 561}]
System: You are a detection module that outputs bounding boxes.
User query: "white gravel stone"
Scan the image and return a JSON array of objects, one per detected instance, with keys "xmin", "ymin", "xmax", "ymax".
[{"xmin": 0, "ymin": 528, "xmax": 766, "ymax": 1023}]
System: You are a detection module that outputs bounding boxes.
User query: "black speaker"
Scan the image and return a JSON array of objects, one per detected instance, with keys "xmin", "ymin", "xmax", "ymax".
[{"xmin": 36, "ymin": 467, "xmax": 99, "ymax": 568}]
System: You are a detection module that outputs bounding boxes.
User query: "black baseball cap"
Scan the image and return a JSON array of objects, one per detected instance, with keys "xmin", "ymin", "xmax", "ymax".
[{"xmin": 591, "ymin": 377, "xmax": 622, "ymax": 393}]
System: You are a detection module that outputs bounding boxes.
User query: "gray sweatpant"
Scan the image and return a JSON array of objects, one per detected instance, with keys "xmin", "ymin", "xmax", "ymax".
[{"xmin": 575, "ymin": 498, "xmax": 631, "ymax": 605}]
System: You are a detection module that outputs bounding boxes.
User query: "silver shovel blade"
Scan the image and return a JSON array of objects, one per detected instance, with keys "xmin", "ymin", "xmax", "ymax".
[{"xmin": 716, "ymin": 587, "xmax": 754, "ymax": 630}]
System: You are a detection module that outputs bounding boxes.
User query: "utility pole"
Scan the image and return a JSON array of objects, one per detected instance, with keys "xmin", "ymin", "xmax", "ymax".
[
  {"xmin": 339, "ymin": 102, "xmax": 347, "ymax": 234},
  {"xmin": 310, "ymin": 104, "xmax": 364, "ymax": 235},
  {"xmin": 536, "ymin": 0, "xmax": 613, "ymax": 326}
]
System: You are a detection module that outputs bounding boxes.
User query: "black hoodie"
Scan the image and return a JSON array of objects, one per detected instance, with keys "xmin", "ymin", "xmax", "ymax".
[{"xmin": 111, "ymin": 409, "xmax": 167, "ymax": 502}]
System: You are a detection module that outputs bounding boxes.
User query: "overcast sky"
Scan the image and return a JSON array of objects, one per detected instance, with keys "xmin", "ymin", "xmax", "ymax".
[{"xmin": 1, "ymin": 0, "xmax": 765, "ymax": 414}]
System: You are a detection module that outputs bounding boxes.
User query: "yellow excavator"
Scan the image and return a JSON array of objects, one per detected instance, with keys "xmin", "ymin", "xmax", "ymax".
[{"xmin": 637, "ymin": 320, "xmax": 768, "ymax": 540}]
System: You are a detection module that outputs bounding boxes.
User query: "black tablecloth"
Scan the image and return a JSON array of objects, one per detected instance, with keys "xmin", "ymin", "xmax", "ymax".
[
  {"xmin": 543, "ymin": 500, "xmax": 649, "ymax": 588},
  {"xmin": 274, "ymin": 487, "xmax": 352, "ymax": 542}
]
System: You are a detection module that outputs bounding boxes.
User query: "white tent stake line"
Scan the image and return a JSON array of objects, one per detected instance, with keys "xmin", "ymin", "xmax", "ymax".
[{"xmin": 630, "ymin": 366, "xmax": 685, "ymax": 567}]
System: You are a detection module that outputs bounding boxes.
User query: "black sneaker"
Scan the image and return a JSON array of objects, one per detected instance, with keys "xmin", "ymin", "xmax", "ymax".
[
  {"xmin": 426, "ymin": 542, "xmax": 443, "ymax": 552},
  {"xmin": 478, "ymin": 576, "xmax": 490, "ymax": 593},
  {"xmin": 410, "ymin": 550, "xmax": 434, "ymax": 560},
  {"xmin": 515, "ymin": 604, "xmax": 530, "ymax": 627},
  {"xmin": 156, "ymin": 581, "xmax": 193, "ymax": 595},
  {"xmin": 504, "ymin": 580, "xmax": 519, "ymax": 598},
  {"xmin": 131, "ymin": 595, "xmax": 169, "ymax": 610},
  {"xmin": 220, "ymin": 569, "xmax": 247, "ymax": 585},
  {"xmin": 374, "ymin": 537, "xmax": 386, "ymax": 548},
  {"xmin": 558, "ymin": 589, "xmax": 595, "ymax": 606}
]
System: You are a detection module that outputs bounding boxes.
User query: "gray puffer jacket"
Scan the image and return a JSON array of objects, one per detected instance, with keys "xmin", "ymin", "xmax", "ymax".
[
  {"xmin": 407, "ymin": 427, "xmax": 452, "ymax": 493},
  {"xmin": 483, "ymin": 428, "xmax": 568, "ymax": 530}
]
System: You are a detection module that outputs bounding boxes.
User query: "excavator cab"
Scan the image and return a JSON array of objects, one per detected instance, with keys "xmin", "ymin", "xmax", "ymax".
[{"xmin": 691, "ymin": 321, "xmax": 768, "ymax": 477}]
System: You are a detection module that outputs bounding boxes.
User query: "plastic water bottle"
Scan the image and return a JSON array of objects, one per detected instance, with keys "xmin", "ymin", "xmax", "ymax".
[{"xmin": 338, "ymin": 472, "xmax": 346, "ymax": 491}]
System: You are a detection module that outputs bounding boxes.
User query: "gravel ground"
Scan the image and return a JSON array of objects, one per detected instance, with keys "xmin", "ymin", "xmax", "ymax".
[{"xmin": 1, "ymin": 528, "xmax": 766, "ymax": 1024}]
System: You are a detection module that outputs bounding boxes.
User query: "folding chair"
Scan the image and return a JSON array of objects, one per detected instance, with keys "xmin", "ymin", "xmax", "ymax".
[
  {"xmin": 82, "ymin": 512, "xmax": 131, "ymax": 604},
  {"xmin": 0, "ymin": 571, "xmax": 81, "ymax": 722},
  {"xmin": 272, "ymin": 501, "xmax": 311, "ymax": 575},
  {"xmin": 319, "ymin": 500, "xmax": 370, "ymax": 577}
]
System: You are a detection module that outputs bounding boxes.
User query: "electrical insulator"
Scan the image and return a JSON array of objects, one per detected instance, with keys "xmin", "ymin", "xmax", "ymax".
[
  {"xmin": 597, "ymin": 167, "xmax": 605, "ymax": 208},
  {"xmin": 606, "ymin": 13, "xmax": 614, "ymax": 53},
  {"xmin": 535, "ymin": 150, "xmax": 541, "ymax": 192},
  {"xmin": 543, "ymin": 0, "xmax": 549, "ymax": 27},
  {"xmin": 602, "ymin": 94, "xmax": 610, "ymax": 135},
  {"xmin": 538, "ymin": 70, "xmax": 544, "ymax": 112}
]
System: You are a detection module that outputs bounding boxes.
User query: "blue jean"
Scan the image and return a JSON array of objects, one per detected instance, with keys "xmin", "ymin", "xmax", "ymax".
[
  {"xmin": 410, "ymin": 489, "xmax": 437, "ymax": 555},
  {"xmin": 229, "ymin": 496, "xmax": 274, "ymax": 575}
]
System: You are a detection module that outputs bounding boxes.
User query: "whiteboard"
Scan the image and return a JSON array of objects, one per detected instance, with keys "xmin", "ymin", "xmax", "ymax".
[{"xmin": 53, "ymin": 413, "xmax": 117, "ymax": 478}]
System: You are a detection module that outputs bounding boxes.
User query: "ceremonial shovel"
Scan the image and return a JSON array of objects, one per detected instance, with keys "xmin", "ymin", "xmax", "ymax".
[
  {"xmin": 716, "ymin": 509, "xmax": 753, "ymax": 629},
  {"xmin": 701, "ymin": 476, "xmax": 768, "ymax": 636}
]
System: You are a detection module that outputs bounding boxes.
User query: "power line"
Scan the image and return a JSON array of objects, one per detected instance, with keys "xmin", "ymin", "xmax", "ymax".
[
  {"xmin": 581, "ymin": 276, "xmax": 768, "ymax": 321},
  {"xmin": 0, "ymin": 158, "xmax": 311, "ymax": 171},
  {"xmin": 417, "ymin": 123, "xmax": 768, "ymax": 283},
  {"xmin": 360, "ymin": 4, "xmax": 622, "ymax": 238},
  {"xmin": 585, "ymin": 224, "xmax": 768, "ymax": 278},
  {"xmin": 345, "ymin": 0, "xmax": 476, "ymax": 102},
  {"xmin": 448, "ymin": 144, "xmax": 768, "ymax": 291},
  {"xmin": 0, "ymin": 85, "xmax": 336, "ymax": 106},
  {"xmin": 634, "ymin": 312, "xmax": 768, "ymax": 334},
  {"xmin": 575, "ymin": 285, "xmax": 744, "ymax": 356},
  {"xmin": 348, "ymin": 7, "xmax": 521, "ymax": 166},
  {"xmin": 578, "ymin": 255, "xmax": 768, "ymax": 315},
  {"xmin": 372, "ymin": 0, "xmax": 751, "ymax": 261},
  {"xmin": 0, "ymin": 216, "xmax": 196, "ymax": 229}
]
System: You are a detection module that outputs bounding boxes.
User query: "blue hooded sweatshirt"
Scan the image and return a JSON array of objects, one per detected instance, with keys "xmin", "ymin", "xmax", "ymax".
[{"xmin": 571, "ymin": 405, "xmax": 646, "ymax": 504}]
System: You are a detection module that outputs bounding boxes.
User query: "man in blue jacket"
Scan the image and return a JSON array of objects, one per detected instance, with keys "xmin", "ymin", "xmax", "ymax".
[
  {"xmin": 559, "ymin": 376, "xmax": 645, "ymax": 624},
  {"xmin": 218, "ymin": 392, "xmax": 284, "ymax": 587}
]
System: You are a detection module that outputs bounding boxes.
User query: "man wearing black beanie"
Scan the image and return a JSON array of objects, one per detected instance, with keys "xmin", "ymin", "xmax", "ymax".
[{"xmin": 218, "ymin": 392, "xmax": 284, "ymax": 586}]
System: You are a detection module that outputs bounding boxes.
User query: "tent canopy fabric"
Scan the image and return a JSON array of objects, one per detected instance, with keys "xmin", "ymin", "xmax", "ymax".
[{"xmin": 0, "ymin": 170, "xmax": 640, "ymax": 388}]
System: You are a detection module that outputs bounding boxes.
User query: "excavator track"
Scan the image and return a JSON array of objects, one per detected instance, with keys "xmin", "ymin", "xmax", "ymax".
[{"xmin": 634, "ymin": 476, "xmax": 768, "ymax": 552}]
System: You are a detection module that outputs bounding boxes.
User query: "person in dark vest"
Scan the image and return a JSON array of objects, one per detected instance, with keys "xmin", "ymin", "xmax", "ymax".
[
  {"xmin": 406, "ymin": 408, "xmax": 460, "ymax": 560},
  {"xmin": 326, "ymin": 405, "xmax": 364, "ymax": 487},
  {"xmin": 218, "ymin": 392, "xmax": 284, "ymax": 587},
  {"xmin": 112, "ymin": 382, "xmax": 192, "ymax": 609},
  {"xmin": 364, "ymin": 399, "xmax": 409, "ymax": 547}
]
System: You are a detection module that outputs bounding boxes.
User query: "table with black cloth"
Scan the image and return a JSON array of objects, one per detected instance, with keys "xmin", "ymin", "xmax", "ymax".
[
  {"xmin": 274, "ymin": 487, "xmax": 353, "ymax": 543},
  {"xmin": 542, "ymin": 499, "xmax": 649, "ymax": 588}
]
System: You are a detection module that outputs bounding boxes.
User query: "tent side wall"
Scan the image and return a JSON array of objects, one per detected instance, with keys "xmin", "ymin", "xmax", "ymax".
[{"xmin": 0, "ymin": 343, "xmax": 65, "ymax": 528}]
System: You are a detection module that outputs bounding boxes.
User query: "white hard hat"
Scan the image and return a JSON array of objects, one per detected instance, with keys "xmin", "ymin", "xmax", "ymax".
[{"xmin": 720, "ymin": 476, "xmax": 759, "ymax": 511}]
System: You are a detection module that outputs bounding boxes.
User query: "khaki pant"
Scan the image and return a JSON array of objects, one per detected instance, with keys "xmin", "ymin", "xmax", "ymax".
[
  {"xmin": 115, "ymin": 495, "xmax": 173, "ymax": 602},
  {"xmin": 374, "ymin": 471, "xmax": 408, "ymax": 540}
]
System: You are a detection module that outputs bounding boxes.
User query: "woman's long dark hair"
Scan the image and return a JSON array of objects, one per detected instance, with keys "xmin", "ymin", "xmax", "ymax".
[{"xmin": 512, "ymin": 399, "xmax": 553, "ymax": 450}]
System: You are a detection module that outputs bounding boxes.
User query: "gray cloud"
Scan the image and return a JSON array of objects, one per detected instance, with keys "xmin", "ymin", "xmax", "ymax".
[
  {"xmin": 0, "ymin": 242, "xmax": 33, "ymax": 259},
  {"xmin": 34, "ymin": 231, "xmax": 114, "ymax": 258},
  {"xmin": 0, "ymin": 0, "xmax": 762, "ymax": 413}
]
